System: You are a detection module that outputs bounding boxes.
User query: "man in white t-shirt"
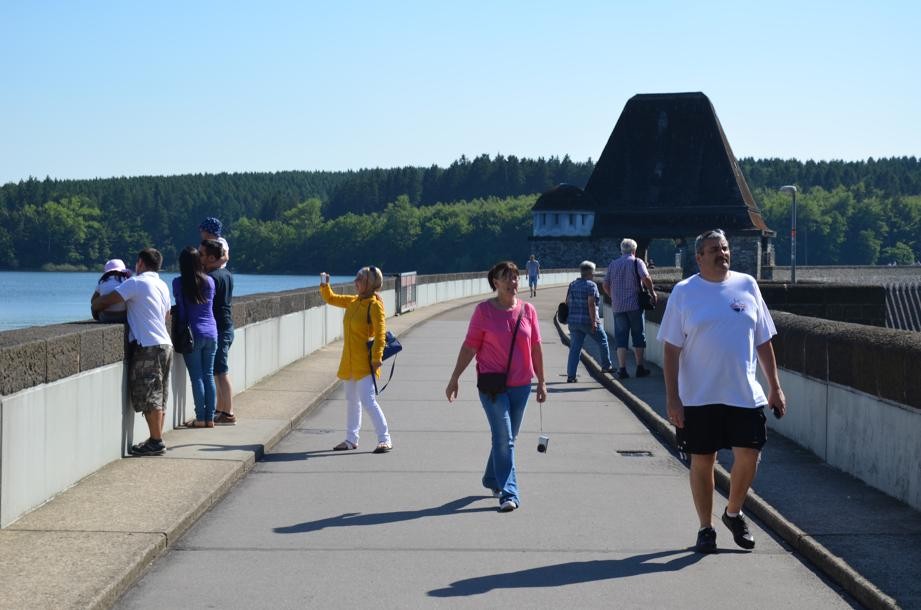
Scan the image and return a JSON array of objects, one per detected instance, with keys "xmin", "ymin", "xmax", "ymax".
[
  {"xmin": 92, "ymin": 248, "xmax": 173, "ymax": 456},
  {"xmin": 657, "ymin": 229, "xmax": 786, "ymax": 554}
]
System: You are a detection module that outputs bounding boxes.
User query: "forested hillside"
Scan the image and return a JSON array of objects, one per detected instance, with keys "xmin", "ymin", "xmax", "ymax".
[{"xmin": 0, "ymin": 155, "xmax": 919, "ymax": 272}]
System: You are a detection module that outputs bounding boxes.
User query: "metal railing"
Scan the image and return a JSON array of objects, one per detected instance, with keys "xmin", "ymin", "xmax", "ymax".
[{"xmin": 394, "ymin": 271, "xmax": 417, "ymax": 314}]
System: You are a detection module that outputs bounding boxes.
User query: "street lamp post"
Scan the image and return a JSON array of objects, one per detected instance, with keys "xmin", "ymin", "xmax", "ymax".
[{"xmin": 780, "ymin": 185, "xmax": 798, "ymax": 283}]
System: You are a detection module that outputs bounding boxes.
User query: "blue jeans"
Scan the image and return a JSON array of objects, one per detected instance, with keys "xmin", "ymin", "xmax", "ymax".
[
  {"xmin": 567, "ymin": 322, "xmax": 613, "ymax": 376},
  {"xmin": 614, "ymin": 310, "xmax": 647, "ymax": 349},
  {"xmin": 479, "ymin": 384, "xmax": 531, "ymax": 504},
  {"xmin": 183, "ymin": 336, "xmax": 217, "ymax": 422}
]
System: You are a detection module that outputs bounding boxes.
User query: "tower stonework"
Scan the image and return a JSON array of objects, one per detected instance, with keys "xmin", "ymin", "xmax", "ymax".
[{"xmin": 530, "ymin": 92, "xmax": 775, "ymax": 278}]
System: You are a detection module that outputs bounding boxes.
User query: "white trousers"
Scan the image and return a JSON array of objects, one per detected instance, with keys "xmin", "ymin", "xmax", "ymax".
[{"xmin": 343, "ymin": 375, "xmax": 391, "ymax": 445}]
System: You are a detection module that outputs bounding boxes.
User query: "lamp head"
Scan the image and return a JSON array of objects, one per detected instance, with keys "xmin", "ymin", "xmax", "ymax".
[{"xmin": 780, "ymin": 185, "xmax": 798, "ymax": 195}]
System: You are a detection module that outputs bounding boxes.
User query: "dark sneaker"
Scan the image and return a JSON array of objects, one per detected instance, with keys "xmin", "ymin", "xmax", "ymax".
[
  {"xmin": 129, "ymin": 439, "xmax": 165, "ymax": 456},
  {"xmin": 601, "ymin": 367, "xmax": 616, "ymax": 374},
  {"xmin": 566, "ymin": 376, "xmax": 577, "ymax": 383},
  {"xmin": 722, "ymin": 509, "xmax": 755, "ymax": 549},
  {"xmin": 695, "ymin": 526, "xmax": 717, "ymax": 553},
  {"xmin": 617, "ymin": 368, "xmax": 629, "ymax": 380},
  {"xmin": 636, "ymin": 365, "xmax": 651, "ymax": 378}
]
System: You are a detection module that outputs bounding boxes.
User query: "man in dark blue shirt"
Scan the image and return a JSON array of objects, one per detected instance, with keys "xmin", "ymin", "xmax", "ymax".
[{"xmin": 200, "ymin": 239, "xmax": 236, "ymax": 424}]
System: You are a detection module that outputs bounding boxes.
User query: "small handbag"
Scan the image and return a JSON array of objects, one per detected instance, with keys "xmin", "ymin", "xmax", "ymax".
[
  {"xmin": 367, "ymin": 302, "xmax": 402, "ymax": 394},
  {"xmin": 557, "ymin": 282, "xmax": 573, "ymax": 323},
  {"xmin": 170, "ymin": 305, "xmax": 194, "ymax": 354},
  {"xmin": 476, "ymin": 305, "xmax": 525, "ymax": 399},
  {"xmin": 634, "ymin": 259, "xmax": 656, "ymax": 311}
]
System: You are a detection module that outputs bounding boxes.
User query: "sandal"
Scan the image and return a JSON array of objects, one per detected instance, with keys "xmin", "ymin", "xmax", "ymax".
[
  {"xmin": 333, "ymin": 440, "xmax": 357, "ymax": 451},
  {"xmin": 189, "ymin": 420, "xmax": 214, "ymax": 428},
  {"xmin": 214, "ymin": 411, "xmax": 237, "ymax": 425},
  {"xmin": 373, "ymin": 442, "xmax": 392, "ymax": 454}
]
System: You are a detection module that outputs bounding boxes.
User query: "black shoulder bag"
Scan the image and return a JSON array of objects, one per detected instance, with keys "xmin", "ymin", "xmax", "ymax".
[
  {"xmin": 634, "ymin": 259, "xmax": 655, "ymax": 311},
  {"xmin": 367, "ymin": 301, "xmax": 402, "ymax": 394},
  {"xmin": 557, "ymin": 282, "xmax": 573, "ymax": 324},
  {"xmin": 170, "ymin": 304, "xmax": 194, "ymax": 354},
  {"xmin": 476, "ymin": 305, "xmax": 525, "ymax": 400}
]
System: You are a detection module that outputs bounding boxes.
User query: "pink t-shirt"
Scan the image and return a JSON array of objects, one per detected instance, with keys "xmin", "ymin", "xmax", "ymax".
[{"xmin": 464, "ymin": 300, "xmax": 541, "ymax": 387}]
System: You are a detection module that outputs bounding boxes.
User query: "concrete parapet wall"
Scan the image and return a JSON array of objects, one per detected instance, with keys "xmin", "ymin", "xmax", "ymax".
[
  {"xmin": 635, "ymin": 290, "xmax": 921, "ymax": 511},
  {"xmin": 0, "ymin": 271, "xmax": 571, "ymax": 528}
]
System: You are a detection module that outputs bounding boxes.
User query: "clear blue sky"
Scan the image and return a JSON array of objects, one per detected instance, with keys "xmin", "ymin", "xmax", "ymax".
[{"xmin": 2, "ymin": 0, "xmax": 918, "ymax": 185}]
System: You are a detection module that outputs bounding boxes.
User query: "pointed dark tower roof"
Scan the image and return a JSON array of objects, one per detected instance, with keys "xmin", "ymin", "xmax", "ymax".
[{"xmin": 584, "ymin": 92, "xmax": 772, "ymax": 238}]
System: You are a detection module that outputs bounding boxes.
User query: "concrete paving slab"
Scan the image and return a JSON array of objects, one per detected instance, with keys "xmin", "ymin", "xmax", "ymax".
[
  {"xmin": 0, "ymin": 530, "xmax": 164, "ymax": 610},
  {"xmin": 810, "ymin": 533, "xmax": 921, "ymax": 609},
  {"xmin": 233, "ymin": 388, "xmax": 330, "ymax": 420},
  {"xmin": 171, "ymin": 470, "xmax": 761, "ymax": 553},
  {"xmin": 551, "ymin": 285, "xmax": 910, "ymax": 608},
  {"xmin": 113, "ymin": 289, "xmax": 860, "ymax": 609},
  {"xmin": 115, "ymin": 290, "xmax": 852, "ymax": 608},
  {"xmin": 116, "ymin": 548, "xmax": 855, "ymax": 610},
  {"xmin": 8, "ymin": 458, "xmax": 241, "ymax": 538},
  {"xmin": 249, "ymin": 368, "xmax": 338, "ymax": 391},
  {"xmin": 165, "ymin": 418, "xmax": 291, "ymax": 462},
  {"xmin": 262, "ymin": 425, "xmax": 681, "ymax": 477}
]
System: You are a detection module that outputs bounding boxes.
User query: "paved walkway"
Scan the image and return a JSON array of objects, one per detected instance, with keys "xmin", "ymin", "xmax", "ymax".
[{"xmin": 112, "ymin": 289, "xmax": 864, "ymax": 609}]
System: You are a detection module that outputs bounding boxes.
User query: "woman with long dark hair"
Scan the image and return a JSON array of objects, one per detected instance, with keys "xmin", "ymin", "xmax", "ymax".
[{"xmin": 172, "ymin": 246, "xmax": 218, "ymax": 428}]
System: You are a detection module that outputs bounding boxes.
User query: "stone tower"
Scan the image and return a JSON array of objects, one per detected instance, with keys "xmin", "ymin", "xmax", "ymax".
[{"xmin": 531, "ymin": 92, "xmax": 775, "ymax": 278}]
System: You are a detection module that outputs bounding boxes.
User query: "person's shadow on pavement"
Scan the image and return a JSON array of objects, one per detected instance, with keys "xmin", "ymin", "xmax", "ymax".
[
  {"xmin": 273, "ymin": 495, "xmax": 495, "ymax": 534},
  {"xmin": 428, "ymin": 550, "xmax": 705, "ymax": 597}
]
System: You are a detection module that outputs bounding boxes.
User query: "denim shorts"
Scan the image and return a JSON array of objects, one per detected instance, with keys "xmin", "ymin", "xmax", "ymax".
[
  {"xmin": 613, "ymin": 310, "xmax": 646, "ymax": 349},
  {"xmin": 214, "ymin": 328, "xmax": 235, "ymax": 375}
]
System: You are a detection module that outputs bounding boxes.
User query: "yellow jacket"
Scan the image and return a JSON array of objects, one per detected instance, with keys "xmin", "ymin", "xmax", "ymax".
[{"xmin": 320, "ymin": 283, "xmax": 386, "ymax": 380}]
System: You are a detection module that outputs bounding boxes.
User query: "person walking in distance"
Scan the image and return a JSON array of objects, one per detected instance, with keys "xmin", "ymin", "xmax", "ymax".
[
  {"xmin": 657, "ymin": 229, "xmax": 787, "ymax": 553},
  {"xmin": 200, "ymin": 239, "xmax": 236, "ymax": 425},
  {"xmin": 526, "ymin": 255, "xmax": 541, "ymax": 298},
  {"xmin": 91, "ymin": 248, "xmax": 172, "ymax": 456},
  {"xmin": 602, "ymin": 238, "xmax": 656, "ymax": 379},
  {"xmin": 565, "ymin": 260, "xmax": 614, "ymax": 382}
]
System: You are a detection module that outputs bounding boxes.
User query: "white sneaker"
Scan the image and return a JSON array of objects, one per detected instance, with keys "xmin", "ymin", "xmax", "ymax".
[{"xmin": 499, "ymin": 499, "xmax": 518, "ymax": 512}]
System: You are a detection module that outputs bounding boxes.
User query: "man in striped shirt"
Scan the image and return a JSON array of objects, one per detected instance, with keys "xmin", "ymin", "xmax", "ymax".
[{"xmin": 603, "ymin": 238, "xmax": 657, "ymax": 379}]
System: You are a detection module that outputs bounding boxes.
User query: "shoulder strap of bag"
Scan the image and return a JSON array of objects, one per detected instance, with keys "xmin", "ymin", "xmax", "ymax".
[
  {"xmin": 504, "ymin": 304, "xmax": 525, "ymax": 374},
  {"xmin": 633, "ymin": 258, "xmax": 642, "ymax": 287},
  {"xmin": 367, "ymin": 299, "xmax": 396, "ymax": 395}
]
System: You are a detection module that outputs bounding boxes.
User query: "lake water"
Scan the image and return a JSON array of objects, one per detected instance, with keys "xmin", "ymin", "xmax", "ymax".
[{"xmin": 0, "ymin": 271, "xmax": 352, "ymax": 331}]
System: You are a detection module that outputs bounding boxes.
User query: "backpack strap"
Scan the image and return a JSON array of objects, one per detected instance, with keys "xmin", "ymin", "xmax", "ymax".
[{"xmin": 367, "ymin": 299, "xmax": 396, "ymax": 395}]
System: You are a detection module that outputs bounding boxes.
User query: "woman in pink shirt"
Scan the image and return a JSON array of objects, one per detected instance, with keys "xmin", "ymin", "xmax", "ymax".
[{"xmin": 445, "ymin": 261, "xmax": 547, "ymax": 512}]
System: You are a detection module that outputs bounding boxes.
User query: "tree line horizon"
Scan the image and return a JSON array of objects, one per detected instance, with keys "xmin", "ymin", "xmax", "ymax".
[{"xmin": 1, "ymin": 154, "xmax": 920, "ymax": 274}]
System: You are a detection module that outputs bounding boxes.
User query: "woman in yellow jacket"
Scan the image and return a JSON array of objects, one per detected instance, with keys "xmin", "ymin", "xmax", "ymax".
[{"xmin": 319, "ymin": 266, "xmax": 392, "ymax": 453}]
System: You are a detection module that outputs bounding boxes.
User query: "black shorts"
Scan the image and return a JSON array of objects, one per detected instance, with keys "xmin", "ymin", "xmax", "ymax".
[{"xmin": 676, "ymin": 404, "xmax": 767, "ymax": 454}]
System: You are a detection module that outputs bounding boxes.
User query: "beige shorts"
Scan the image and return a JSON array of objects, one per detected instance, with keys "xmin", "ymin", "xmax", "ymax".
[{"xmin": 129, "ymin": 344, "xmax": 173, "ymax": 413}]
